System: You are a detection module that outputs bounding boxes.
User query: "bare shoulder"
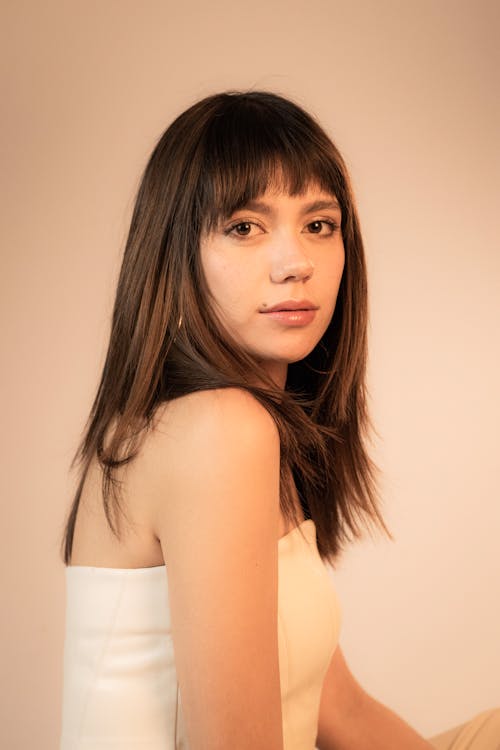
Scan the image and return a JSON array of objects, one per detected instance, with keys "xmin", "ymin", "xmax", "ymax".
[
  {"xmin": 154, "ymin": 386, "xmax": 279, "ymax": 446},
  {"xmin": 139, "ymin": 387, "xmax": 279, "ymax": 499}
]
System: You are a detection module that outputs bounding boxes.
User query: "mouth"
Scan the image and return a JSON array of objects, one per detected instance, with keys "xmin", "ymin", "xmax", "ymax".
[
  {"xmin": 260, "ymin": 299, "xmax": 318, "ymax": 313},
  {"xmin": 259, "ymin": 305, "xmax": 318, "ymax": 327}
]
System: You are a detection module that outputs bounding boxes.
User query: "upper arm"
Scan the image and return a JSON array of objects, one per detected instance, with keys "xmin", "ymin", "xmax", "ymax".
[
  {"xmin": 316, "ymin": 645, "xmax": 367, "ymax": 750},
  {"xmin": 147, "ymin": 388, "xmax": 284, "ymax": 750}
]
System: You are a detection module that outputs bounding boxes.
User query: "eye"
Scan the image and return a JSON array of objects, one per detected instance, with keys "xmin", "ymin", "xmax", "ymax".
[
  {"xmin": 304, "ymin": 220, "xmax": 339, "ymax": 235},
  {"xmin": 232, "ymin": 222, "xmax": 252, "ymax": 236},
  {"xmin": 224, "ymin": 220, "xmax": 263, "ymax": 238}
]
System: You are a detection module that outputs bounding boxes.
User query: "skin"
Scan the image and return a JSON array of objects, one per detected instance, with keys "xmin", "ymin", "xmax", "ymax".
[
  {"xmin": 200, "ymin": 183, "xmax": 345, "ymax": 388},
  {"xmin": 71, "ymin": 181, "xmax": 433, "ymax": 747},
  {"xmin": 201, "ymin": 184, "xmax": 433, "ymax": 748}
]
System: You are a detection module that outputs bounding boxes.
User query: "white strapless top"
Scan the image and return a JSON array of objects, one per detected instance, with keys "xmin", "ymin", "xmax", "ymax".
[{"xmin": 60, "ymin": 519, "xmax": 342, "ymax": 750}]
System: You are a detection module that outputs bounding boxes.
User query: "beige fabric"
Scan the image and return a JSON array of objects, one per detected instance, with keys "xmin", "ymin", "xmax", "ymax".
[
  {"xmin": 429, "ymin": 709, "xmax": 500, "ymax": 750},
  {"xmin": 60, "ymin": 518, "xmax": 341, "ymax": 749}
]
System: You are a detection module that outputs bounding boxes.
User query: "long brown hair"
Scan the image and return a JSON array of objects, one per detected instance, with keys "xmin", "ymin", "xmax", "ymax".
[{"xmin": 60, "ymin": 90, "xmax": 392, "ymax": 567}]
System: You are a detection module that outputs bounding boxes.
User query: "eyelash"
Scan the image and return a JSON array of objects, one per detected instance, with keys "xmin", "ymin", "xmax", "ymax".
[
  {"xmin": 305, "ymin": 220, "xmax": 340, "ymax": 236},
  {"xmin": 224, "ymin": 219, "xmax": 340, "ymax": 237}
]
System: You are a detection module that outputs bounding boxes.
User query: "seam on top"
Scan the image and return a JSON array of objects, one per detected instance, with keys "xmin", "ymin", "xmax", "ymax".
[{"xmin": 75, "ymin": 574, "xmax": 129, "ymax": 742}]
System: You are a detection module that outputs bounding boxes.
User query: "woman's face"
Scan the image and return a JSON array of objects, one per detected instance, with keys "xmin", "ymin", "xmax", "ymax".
[{"xmin": 200, "ymin": 183, "xmax": 345, "ymax": 387}]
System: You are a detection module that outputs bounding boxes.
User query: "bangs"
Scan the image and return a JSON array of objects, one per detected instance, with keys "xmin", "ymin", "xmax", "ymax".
[{"xmin": 196, "ymin": 95, "xmax": 346, "ymax": 232}]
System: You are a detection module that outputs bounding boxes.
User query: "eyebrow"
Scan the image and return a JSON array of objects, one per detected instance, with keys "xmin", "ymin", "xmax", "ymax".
[{"xmin": 232, "ymin": 198, "xmax": 342, "ymax": 216}]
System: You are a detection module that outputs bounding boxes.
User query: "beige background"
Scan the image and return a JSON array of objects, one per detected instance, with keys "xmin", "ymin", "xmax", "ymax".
[{"xmin": 2, "ymin": 1, "xmax": 499, "ymax": 748}]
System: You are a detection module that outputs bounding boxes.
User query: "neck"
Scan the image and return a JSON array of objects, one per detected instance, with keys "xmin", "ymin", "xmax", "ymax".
[{"xmin": 259, "ymin": 361, "xmax": 288, "ymax": 390}]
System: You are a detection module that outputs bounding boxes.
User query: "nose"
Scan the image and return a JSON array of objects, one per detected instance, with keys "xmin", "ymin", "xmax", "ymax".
[{"xmin": 269, "ymin": 235, "xmax": 315, "ymax": 283}]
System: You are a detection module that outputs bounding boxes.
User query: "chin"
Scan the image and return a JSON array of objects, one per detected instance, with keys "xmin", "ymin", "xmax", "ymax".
[{"xmin": 263, "ymin": 346, "xmax": 317, "ymax": 365}]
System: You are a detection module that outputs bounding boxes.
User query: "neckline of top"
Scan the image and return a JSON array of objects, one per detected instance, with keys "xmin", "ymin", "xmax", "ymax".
[{"xmin": 66, "ymin": 518, "xmax": 316, "ymax": 574}]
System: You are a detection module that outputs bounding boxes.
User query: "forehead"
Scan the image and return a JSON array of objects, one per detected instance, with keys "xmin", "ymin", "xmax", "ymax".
[
  {"xmin": 200, "ymin": 150, "xmax": 345, "ymax": 232},
  {"xmin": 233, "ymin": 184, "xmax": 342, "ymax": 214}
]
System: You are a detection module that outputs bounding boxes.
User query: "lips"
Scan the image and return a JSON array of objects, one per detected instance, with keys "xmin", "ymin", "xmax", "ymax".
[{"xmin": 261, "ymin": 299, "xmax": 318, "ymax": 313}]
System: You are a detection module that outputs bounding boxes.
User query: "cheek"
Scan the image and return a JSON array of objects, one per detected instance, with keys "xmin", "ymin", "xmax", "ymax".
[
  {"xmin": 329, "ymin": 247, "xmax": 345, "ymax": 290},
  {"xmin": 203, "ymin": 257, "xmax": 250, "ymax": 315},
  {"xmin": 202, "ymin": 251, "xmax": 227, "ymax": 296},
  {"xmin": 316, "ymin": 256, "xmax": 344, "ymax": 321},
  {"xmin": 318, "ymin": 252, "xmax": 344, "ymax": 289}
]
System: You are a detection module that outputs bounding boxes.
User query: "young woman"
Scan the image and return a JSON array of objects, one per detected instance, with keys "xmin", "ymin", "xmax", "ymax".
[{"xmin": 59, "ymin": 91, "xmax": 499, "ymax": 750}]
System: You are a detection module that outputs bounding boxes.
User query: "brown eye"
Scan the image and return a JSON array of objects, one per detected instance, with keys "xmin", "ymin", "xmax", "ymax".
[
  {"xmin": 224, "ymin": 220, "xmax": 262, "ymax": 238},
  {"xmin": 308, "ymin": 221, "xmax": 323, "ymax": 234},
  {"xmin": 234, "ymin": 222, "xmax": 252, "ymax": 236},
  {"xmin": 305, "ymin": 220, "xmax": 337, "ymax": 235}
]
